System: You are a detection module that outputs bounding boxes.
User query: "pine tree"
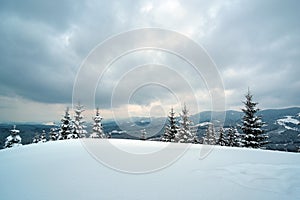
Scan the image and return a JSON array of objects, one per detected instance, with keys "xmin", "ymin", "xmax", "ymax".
[
  {"xmin": 39, "ymin": 130, "xmax": 47, "ymax": 143},
  {"xmin": 49, "ymin": 127, "xmax": 59, "ymax": 141},
  {"xmin": 227, "ymin": 127, "xmax": 241, "ymax": 147},
  {"xmin": 203, "ymin": 123, "xmax": 216, "ymax": 145},
  {"xmin": 161, "ymin": 107, "xmax": 178, "ymax": 142},
  {"xmin": 217, "ymin": 127, "xmax": 227, "ymax": 146},
  {"xmin": 175, "ymin": 104, "xmax": 196, "ymax": 143},
  {"xmin": 140, "ymin": 129, "xmax": 147, "ymax": 140},
  {"xmin": 32, "ymin": 130, "xmax": 47, "ymax": 143},
  {"xmin": 72, "ymin": 103, "xmax": 87, "ymax": 138},
  {"xmin": 59, "ymin": 107, "xmax": 73, "ymax": 140},
  {"xmin": 32, "ymin": 133, "xmax": 40, "ymax": 143},
  {"xmin": 241, "ymin": 89, "xmax": 268, "ymax": 148},
  {"xmin": 90, "ymin": 107, "xmax": 106, "ymax": 138},
  {"xmin": 4, "ymin": 125, "xmax": 22, "ymax": 148}
]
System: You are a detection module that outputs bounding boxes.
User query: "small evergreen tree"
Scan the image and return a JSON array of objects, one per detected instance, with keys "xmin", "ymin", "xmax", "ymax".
[
  {"xmin": 59, "ymin": 107, "xmax": 73, "ymax": 140},
  {"xmin": 72, "ymin": 102, "xmax": 87, "ymax": 138},
  {"xmin": 217, "ymin": 127, "xmax": 227, "ymax": 146},
  {"xmin": 203, "ymin": 123, "xmax": 216, "ymax": 145},
  {"xmin": 227, "ymin": 127, "xmax": 241, "ymax": 147},
  {"xmin": 32, "ymin": 133, "xmax": 40, "ymax": 143},
  {"xmin": 49, "ymin": 127, "xmax": 59, "ymax": 141},
  {"xmin": 161, "ymin": 107, "xmax": 178, "ymax": 142},
  {"xmin": 241, "ymin": 89, "xmax": 268, "ymax": 148},
  {"xmin": 39, "ymin": 130, "xmax": 47, "ymax": 143},
  {"xmin": 32, "ymin": 130, "xmax": 47, "ymax": 143},
  {"xmin": 4, "ymin": 125, "xmax": 22, "ymax": 148},
  {"xmin": 90, "ymin": 107, "xmax": 106, "ymax": 138},
  {"xmin": 140, "ymin": 129, "xmax": 147, "ymax": 140},
  {"xmin": 175, "ymin": 104, "xmax": 196, "ymax": 143}
]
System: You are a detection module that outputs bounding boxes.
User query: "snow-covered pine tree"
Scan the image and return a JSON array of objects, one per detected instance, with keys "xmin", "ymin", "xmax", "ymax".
[
  {"xmin": 90, "ymin": 107, "xmax": 106, "ymax": 138},
  {"xmin": 72, "ymin": 103, "xmax": 87, "ymax": 139},
  {"xmin": 241, "ymin": 89, "xmax": 268, "ymax": 148},
  {"xmin": 32, "ymin": 133, "xmax": 40, "ymax": 143},
  {"xmin": 175, "ymin": 104, "xmax": 196, "ymax": 143},
  {"xmin": 227, "ymin": 127, "xmax": 241, "ymax": 147},
  {"xmin": 217, "ymin": 127, "xmax": 227, "ymax": 146},
  {"xmin": 49, "ymin": 127, "xmax": 59, "ymax": 141},
  {"xmin": 140, "ymin": 129, "xmax": 147, "ymax": 140},
  {"xmin": 203, "ymin": 123, "xmax": 216, "ymax": 145},
  {"xmin": 4, "ymin": 125, "xmax": 22, "ymax": 148},
  {"xmin": 39, "ymin": 130, "xmax": 47, "ymax": 143},
  {"xmin": 59, "ymin": 107, "xmax": 73, "ymax": 140},
  {"xmin": 161, "ymin": 107, "xmax": 178, "ymax": 142}
]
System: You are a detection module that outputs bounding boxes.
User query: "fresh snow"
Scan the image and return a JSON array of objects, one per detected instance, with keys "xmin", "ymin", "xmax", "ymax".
[{"xmin": 0, "ymin": 139, "xmax": 300, "ymax": 200}]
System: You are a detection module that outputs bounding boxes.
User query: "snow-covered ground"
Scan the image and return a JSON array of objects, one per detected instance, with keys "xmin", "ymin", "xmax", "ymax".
[{"xmin": 0, "ymin": 139, "xmax": 300, "ymax": 200}]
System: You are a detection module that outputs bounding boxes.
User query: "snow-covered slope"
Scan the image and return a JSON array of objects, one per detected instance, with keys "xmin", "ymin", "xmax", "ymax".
[
  {"xmin": 0, "ymin": 139, "xmax": 300, "ymax": 200},
  {"xmin": 276, "ymin": 116, "xmax": 300, "ymax": 131}
]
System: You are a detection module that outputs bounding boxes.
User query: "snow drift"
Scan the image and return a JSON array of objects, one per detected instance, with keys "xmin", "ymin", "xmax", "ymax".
[{"xmin": 0, "ymin": 139, "xmax": 300, "ymax": 200}]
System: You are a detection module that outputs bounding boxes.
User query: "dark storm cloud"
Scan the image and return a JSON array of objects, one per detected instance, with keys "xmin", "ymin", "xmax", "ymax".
[
  {"xmin": 0, "ymin": 0, "xmax": 86, "ymax": 103},
  {"xmin": 0, "ymin": 0, "xmax": 299, "ymax": 116}
]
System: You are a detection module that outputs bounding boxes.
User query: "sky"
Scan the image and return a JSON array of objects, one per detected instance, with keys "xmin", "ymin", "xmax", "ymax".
[{"xmin": 0, "ymin": 0, "xmax": 299, "ymax": 122}]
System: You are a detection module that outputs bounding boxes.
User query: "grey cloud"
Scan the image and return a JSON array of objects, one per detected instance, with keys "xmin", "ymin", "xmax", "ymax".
[{"xmin": 0, "ymin": 0, "xmax": 299, "ymax": 122}]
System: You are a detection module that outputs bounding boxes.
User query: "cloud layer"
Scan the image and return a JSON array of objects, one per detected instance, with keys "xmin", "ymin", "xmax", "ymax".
[{"xmin": 0, "ymin": 0, "xmax": 299, "ymax": 121}]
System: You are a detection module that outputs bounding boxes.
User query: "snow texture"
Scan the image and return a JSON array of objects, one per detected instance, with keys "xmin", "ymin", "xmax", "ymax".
[{"xmin": 0, "ymin": 139, "xmax": 299, "ymax": 200}]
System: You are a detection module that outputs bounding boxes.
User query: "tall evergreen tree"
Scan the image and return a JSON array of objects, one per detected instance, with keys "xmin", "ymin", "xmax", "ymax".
[
  {"xmin": 161, "ymin": 107, "xmax": 178, "ymax": 142},
  {"xmin": 90, "ymin": 107, "xmax": 106, "ymax": 138},
  {"xmin": 4, "ymin": 125, "xmax": 22, "ymax": 148},
  {"xmin": 175, "ymin": 104, "xmax": 196, "ymax": 143},
  {"xmin": 72, "ymin": 103, "xmax": 87, "ymax": 138},
  {"xmin": 203, "ymin": 123, "xmax": 216, "ymax": 145},
  {"xmin": 241, "ymin": 89, "xmax": 268, "ymax": 148},
  {"xmin": 217, "ymin": 127, "xmax": 227, "ymax": 146},
  {"xmin": 59, "ymin": 107, "xmax": 73, "ymax": 140}
]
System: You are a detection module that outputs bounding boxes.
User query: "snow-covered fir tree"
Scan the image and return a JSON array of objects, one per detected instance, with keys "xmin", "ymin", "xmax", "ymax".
[
  {"xmin": 203, "ymin": 123, "xmax": 216, "ymax": 145},
  {"xmin": 72, "ymin": 103, "xmax": 87, "ymax": 138},
  {"xmin": 32, "ymin": 133, "xmax": 40, "ymax": 143},
  {"xmin": 39, "ymin": 130, "xmax": 47, "ymax": 143},
  {"xmin": 175, "ymin": 104, "xmax": 196, "ymax": 143},
  {"xmin": 140, "ymin": 129, "xmax": 147, "ymax": 140},
  {"xmin": 161, "ymin": 107, "xmax": 178, "ymax": 142},
  {"xmin": 32, "ymin": 130, "xmax": 47, "ymax": 143},
  {"xmin": 217, "ymin": 127, "xmax": 227, "ymax": 146},
  {"xmin": 227, "ymin": 127, "xmax": 241, "ymax": 147},
  {"xmin": 241, "ymin": 89, "xmax": 268, "ymax": 148},
  {"xmin": 59, "ymin": 107, "xmax": 73, "ymax": 140},
  {"xmin": 90, "ymin": 107, "xmax": 106, "ymax": 138},
  {"xmin": 4, "ymin": 125, "xmax": 22, "ymax": 148},
  {"xmin": 49, "ymin": 127, "xmax": 59, "ymax": 141}
]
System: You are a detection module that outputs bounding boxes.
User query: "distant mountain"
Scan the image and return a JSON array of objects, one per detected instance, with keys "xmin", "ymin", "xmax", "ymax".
[{"xmin": 0, "ymin": 107, "xmax": 299, "ymax": 152}]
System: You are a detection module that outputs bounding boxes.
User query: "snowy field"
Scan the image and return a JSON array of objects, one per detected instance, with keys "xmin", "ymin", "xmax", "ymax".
[{"xmin": 0, "ymin": 139, "xmax": 300, "ymax": 200}]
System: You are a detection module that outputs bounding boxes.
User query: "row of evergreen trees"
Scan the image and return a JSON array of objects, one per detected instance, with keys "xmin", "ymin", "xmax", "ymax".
[
  {"xmin": 3, "ymin": 103, "xmax": 106, "ymax": 148},
  {"xmin": 48, "ymin": 103, "xmax": 106, "ymax": 141},
  {"xmin": 4, "ymin": 90, "xmax": 268, "ymax": 149},
  {"xmin": 161, "ymin": 90, "xmax": 268, "ymax": 148}
]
